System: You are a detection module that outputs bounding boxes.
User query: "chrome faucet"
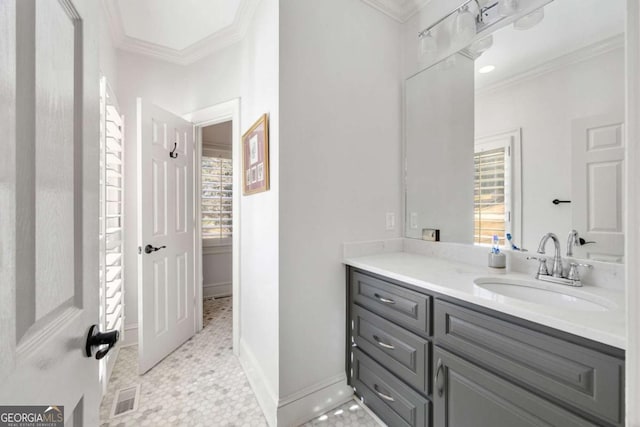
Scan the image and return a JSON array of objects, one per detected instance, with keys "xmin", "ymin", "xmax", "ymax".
[
  {"xmin": 527, "ymin": 231, "xmax": 592, "ymax": 287},
  {"xmin": 536, "ymin": 233, "xmax": 563, "ymax": 278}
]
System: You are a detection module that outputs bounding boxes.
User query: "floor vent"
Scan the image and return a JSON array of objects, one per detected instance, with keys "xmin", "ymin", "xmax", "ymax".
[{"xmin": 111, "ymin": 384, "xmax": 140, "ymax": 418}]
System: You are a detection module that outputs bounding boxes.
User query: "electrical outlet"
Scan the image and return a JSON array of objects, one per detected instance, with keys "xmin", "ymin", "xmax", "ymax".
[
  {"xmin": 422, "ymin": 228, "xmax": 440, "ymax": 241},
  {"xmin": 386, "ymin": 213, "xmax": 395, "ymax": 231},
  {"xmin": 410, "ymin": 212, "xmax": 418, "ymax": 229}
]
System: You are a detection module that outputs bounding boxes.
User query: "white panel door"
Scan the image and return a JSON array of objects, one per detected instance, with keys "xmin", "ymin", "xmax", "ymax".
[
  {"xmin": 0, "ymin": 0, "xmax": 102, "ymax": 424},
  {"xmin": 572, "ymin": 113, "xmax": 625, "ymax": 262},
  {"xmin": 137, "ymin": 99, "xmax": 195, "ymax": 374}
]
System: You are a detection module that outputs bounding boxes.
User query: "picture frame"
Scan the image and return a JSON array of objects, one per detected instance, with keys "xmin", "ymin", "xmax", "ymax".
[{"xmin": 242, "ymin": 114, "xmax": 270, "ymax": 195}]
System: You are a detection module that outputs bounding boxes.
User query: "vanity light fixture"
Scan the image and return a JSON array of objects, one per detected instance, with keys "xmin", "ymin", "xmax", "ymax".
[
  {"xmin": 418, "ymin": 0, "xmax": 479, "ymax": 41},
  {"xmin": 479, "ymin": 65, "xmax": 496, "ymax": 73}
]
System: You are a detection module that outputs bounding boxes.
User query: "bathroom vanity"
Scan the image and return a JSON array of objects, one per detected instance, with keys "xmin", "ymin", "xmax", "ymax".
[
  {"xmin": 364, "ymin": 0, "xmax": 629, "ymax": 423},
  {"xmin": 345, "ymin": 253, "xmax": 625, "ymax": 427}
]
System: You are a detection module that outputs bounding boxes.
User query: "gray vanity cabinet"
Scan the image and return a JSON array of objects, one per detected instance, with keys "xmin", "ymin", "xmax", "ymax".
[
  {"xmin": 346, "ymin": 267, "xmax": 625, "ymax": 427},
  {"xmin": 432, "ymin": 347, "xmax": 599, "ymax": 427}
]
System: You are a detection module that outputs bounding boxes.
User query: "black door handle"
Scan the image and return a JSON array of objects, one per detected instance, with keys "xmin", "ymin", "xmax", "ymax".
[
  {"xmin": 144, "ymin": 244, "xmax": 166, "ymax": 254},
  {"xmin": 85, "ymin": 325, "xmax": 119, "ymax": 360}
]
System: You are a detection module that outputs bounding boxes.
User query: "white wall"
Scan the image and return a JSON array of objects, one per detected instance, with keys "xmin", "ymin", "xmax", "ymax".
[
  {"xmin": 236, "ymin": 0, "xmax": 281, "ymax": 418},
  {"xmin": 98, "ymin": 3, "xmax": 118, "ymax": 91},
  {"xmin": 278, "ymin": 0, "xmax": 402, "ymax": 410},
  {"xmin": 475, "ymin": 48, "xmax": 625, "ymax": 249},
  {"xmin": 202, "ymin": 248, "xmax": 232, "ymax": 297}
]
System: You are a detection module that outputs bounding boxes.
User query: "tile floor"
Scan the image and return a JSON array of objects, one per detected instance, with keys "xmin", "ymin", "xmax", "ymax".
[{"xmin": 100, "ymin": 297, "xmax": 378, "ymax": 427}]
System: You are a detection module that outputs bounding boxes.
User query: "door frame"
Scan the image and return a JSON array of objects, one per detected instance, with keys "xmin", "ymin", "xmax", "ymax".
[
  {"xmin": 625, "ymin": 1, "xmax": 640, "ymax": 424},
  {"xmin": 183, "ymin": 99, "xmax": 241, "ymax": 355}
]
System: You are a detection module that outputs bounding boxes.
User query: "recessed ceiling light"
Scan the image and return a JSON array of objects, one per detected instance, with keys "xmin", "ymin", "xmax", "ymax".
[{"xmin": 479, "ymin": 65, "xmax": 496, "ymax": 74}]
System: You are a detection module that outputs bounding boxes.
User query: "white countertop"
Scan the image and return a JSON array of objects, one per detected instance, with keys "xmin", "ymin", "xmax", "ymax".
[{"xmin": 344, "ymin": 252, "xmax": 626, "ymax": 350}]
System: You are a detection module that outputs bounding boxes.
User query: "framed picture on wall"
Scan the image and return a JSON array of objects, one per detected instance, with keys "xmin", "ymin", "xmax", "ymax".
[{"xmin": 242, "ymin": 114, "xmax": 270, "ymax": 195}]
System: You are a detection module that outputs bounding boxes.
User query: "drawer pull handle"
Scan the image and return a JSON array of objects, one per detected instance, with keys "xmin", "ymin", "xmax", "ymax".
[
  {"xmin": 374, "ymin": 293, "xmax": 395, "ymax": 304},
  {"xmin": 373, "ymin": 335, "xmax": 395, "ymax": 350},
  {"xmin": 374, "ymin": 385, "xmax": 395, "ymax": 402},
  {"xmin": 435, "ymin": 358, "xmax": 444, "ymax": 398}
]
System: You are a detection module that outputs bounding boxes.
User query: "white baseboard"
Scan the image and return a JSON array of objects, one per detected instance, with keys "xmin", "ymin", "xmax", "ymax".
[
  {"xmin": 276, "ymin": 373, "xmax": 353, "ymax": 426},
  {"xmin": 121, "ymin": 323, "xmax": 138, "ymax": 347},
  {"xmin": 238, "ymin": 339, "xmax": 278, "ymax": 426},
  {"xmin": 203, "ymin": 281, "xmax": 232, "ymax": 298}
]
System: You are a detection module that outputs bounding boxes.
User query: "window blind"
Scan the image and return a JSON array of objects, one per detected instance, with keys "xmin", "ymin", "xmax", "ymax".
[
  {"xmin": 202, "ymin": 156, "xmax": 233, "ymax": 239},
  {"xmin": 474, "ymin": 147, "xmax": 506, "ymax": 245}
]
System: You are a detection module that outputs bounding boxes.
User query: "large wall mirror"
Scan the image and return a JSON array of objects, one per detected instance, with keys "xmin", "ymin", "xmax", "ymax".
[{"xmin": 405, "ymin": 0, "xmax": 625, "ymax": 263}]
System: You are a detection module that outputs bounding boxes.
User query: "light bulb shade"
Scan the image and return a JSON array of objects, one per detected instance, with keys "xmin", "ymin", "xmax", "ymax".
[
  {"xmin": 513, "ymin": 7, "xmax": 544, "ymax": 30},
  {"xmin": 419, "ymin": 33, "xmax": 438, "ymax": 59},
  {"xmin": 498, "ymin": 0, "xmax": 519, "ymax": 17},
  {"xmin": 453, "ymin": 7, "xmax": 477, "ymax": 45},
  {"xmin": 469, "ymin": 35, "xmax": 493, "ymax": 56}
]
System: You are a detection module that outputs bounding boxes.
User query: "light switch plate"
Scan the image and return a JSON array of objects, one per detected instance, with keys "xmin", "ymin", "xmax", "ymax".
[
  {"xmin": 410, "ymin": 212, "xmax": 418, "ymax": 229},
  {"xmin": 386, "ymin": 213, "xmax": 395, "ymax": 230},
  {"xmin": 422, "ymin": 228, "xmax": 440, "ymax": 241}
]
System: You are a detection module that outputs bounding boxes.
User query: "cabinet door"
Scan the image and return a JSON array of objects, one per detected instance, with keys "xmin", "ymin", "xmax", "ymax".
[{"xmin": 433, "ymin": 347, "xmax": 598, "ymax": 427}]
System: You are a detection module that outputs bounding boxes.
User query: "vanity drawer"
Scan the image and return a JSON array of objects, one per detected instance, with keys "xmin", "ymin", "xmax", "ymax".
[
  {"xmin": 351, "ymin": 270, "xmax": 431, "ymax": 336},
  {"xmin": 352, "ymin": 305, "xmax": 430, "ymax": 395},
  {"xmin": 352, "ymin": 347, "xmax": 430, "ymax": 427},
  {"xmin": 434, "ymin": 300, "xmax": 624, "ymax": 425}
]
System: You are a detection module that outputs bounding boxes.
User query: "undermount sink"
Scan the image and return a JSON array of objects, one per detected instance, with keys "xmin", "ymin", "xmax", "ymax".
[{"xmin": 473, "ymin": 276, "xmax": 615, "ymax": 312}]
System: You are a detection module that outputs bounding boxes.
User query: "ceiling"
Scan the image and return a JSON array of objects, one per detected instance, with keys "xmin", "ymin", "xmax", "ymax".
[
  {"xmin": 102, "ymin": 0, "xmax": 259, "ymax": 65},
  {"xmin": 475, "ymin": 0, "xmax": 625, "ymax": 90},
  {"xmin": 103, "ymin": 0, "xmax": 428, "ymax": 65},
  {"xmin": 360, "ymin": 0, "xmax": 431, "ymax": 22},
  {"xmin": 203, "ymin": 122, "xmax": 232, "ymax": 147}
]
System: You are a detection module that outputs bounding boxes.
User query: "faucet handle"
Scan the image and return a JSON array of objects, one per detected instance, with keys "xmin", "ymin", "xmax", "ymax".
[
  {"xmin": 527, "ymin": 256, "xmax": 549, "ymax": 277},
  {"xmin": 567, "ymin": 262, "xmax": 593, "ymax": 282}
]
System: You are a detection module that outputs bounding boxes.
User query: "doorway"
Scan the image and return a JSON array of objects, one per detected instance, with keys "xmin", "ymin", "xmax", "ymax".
[
  {"xmin": 186, "ymin": 99, "xmax": 241, "ymax": 353},
  {"xmin": 200, "ymin": 121, "xmax": 233, "ymax": 303}
]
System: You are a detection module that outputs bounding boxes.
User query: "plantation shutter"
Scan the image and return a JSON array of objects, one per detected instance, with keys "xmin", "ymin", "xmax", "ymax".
[
  {"xmin": 474, "ymin": 146, "xmax": 507, "ymax": 245},
  {"xmin": 99, "ymin": 77, "xmax": 125, "ymax": 338},
  {"xmin": 202, "ymin": 156, "xmax": 233, "ymax": 240}
]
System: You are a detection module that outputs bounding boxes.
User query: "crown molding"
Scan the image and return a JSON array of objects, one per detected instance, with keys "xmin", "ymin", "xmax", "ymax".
[
  {"xmin": 477, "ymin": 33, "xmax": 625, "ymax": 97},
  {"xmin": 101, "ymin": 0, "xmax": 260, "ymax": 66},
  {"xmin": 360, "ymin": 0, "xmax": 431, "ymax": 23}
]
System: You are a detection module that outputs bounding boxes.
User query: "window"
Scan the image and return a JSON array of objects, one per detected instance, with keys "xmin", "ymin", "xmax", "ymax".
[
  {"xmin": 474, "ymin": 134, "xmax": 515, "ymax": 246},
  {"xmin": 202, "ymin": 155, "xmax": 232, "ymax": 241}
]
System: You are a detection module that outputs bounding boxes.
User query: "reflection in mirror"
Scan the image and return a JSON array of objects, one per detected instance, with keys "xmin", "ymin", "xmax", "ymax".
[
  {"xmin": 405, "ymin": 0, "xmax": 626, "ymax": 263},
  {"xmin": 405, "ymin": 54, "xmax": 475, "ymax": 244}
]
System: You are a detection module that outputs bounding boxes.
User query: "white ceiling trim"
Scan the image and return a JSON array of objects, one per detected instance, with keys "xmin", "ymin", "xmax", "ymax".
[
  {"xmin": 360, "ymin": 0, "xmax": 431, "ymax": 23},
  {"xmin": 102, "ymin": 0, "xmax": 260, "ymax": 65},
  {"xmin": 476, "ymin": 33, "xmax": 625, "ymax": 97}
]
